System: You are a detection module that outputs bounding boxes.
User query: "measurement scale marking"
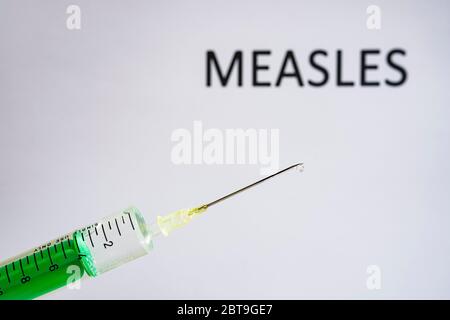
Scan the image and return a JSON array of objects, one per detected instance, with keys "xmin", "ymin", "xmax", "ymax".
[
  {"xmin": 47, "ymin": 248, "xmax": 53, "ymax": 265},
  {"xmin": 115, "ymin": 218, "xmax": 122, "ymax": 236},
  {"xmin": 19, "ymin": 259, "xmax": 25, "ymax": 276},
  {"xmin": 5, "ymin": 265, "xmax": 10, "ymax": 283},
  {"xmin": 125, "ymin": 212, "xmax": 135, "ymax": 230},
  {"xmin": 61, "ymin": 242, "xmax": 67, "ymax": 259},
  {"xmin": 101, "ymin": 224, "xmax": 108, "ymax": 241},
  {"xmin": 88, "ymin": 230, "xmax": 94, "ymax": 247},
  {"xmin": 33, "ymin": 253, "xmax": 39, "ymax": 271},
  {"xmin": 74, "ymin": 235, "xmax": 80, "ymax": 252}
]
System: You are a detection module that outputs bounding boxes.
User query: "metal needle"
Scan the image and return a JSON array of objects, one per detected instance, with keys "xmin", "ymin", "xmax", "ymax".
[{"xmin": 202, "ymin": 162, "xmax": 303, "ymax": 209}]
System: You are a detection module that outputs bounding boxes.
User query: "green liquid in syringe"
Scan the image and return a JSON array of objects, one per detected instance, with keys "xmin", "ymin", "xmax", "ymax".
[
  {"xmin": 0, "ymin": 207, "xmax": 152, "ymax": 300},
  {"xmin": 0, "ymin": 235, "xmax": 87, "ymax": 300}
]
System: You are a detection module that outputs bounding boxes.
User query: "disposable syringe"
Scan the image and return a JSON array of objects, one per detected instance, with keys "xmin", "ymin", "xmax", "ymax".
[{"xmin": 0, "ymin": 163, "xmax": 303, "ymax": 300}]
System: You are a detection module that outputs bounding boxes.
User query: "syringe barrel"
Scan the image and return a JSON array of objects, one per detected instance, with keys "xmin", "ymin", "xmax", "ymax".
[
  {"xmin": 76, "ymin": 206, "xmax": 153, "ymax": 276},
  {"xmin": 0, "ymin": 206, "xmax": 154, "ymax": 299}
]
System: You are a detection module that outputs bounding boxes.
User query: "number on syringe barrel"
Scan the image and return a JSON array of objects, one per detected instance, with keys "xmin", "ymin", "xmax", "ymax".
[
  {"xmin": 21, "ymin": 275, "xmax": 31, "ymax": 284},
  {"xmin": 103, "ymin": 240, "xmax": 114, "ymax": 249},
  {"xmin": 100, "ymin": 223, "xmax": 114, "ymax": 249},
  {"xmin": 49, "ymin": 264, "xmax": 59, "ymax": 272}
]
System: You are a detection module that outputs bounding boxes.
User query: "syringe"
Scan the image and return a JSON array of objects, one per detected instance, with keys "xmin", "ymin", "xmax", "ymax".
[{"xmin": 0, "ymin": 163, "xmax": 303, "ymax": 300}]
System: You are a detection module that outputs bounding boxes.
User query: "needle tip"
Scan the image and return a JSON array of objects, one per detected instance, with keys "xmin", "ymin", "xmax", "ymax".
[
  {"xmin": 286, "ymin": 162, "xmax": 304, "ymax": 173},
  {"xmin": 295, "ymin": 163, "xmax": 304, "ymax": 172}
]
